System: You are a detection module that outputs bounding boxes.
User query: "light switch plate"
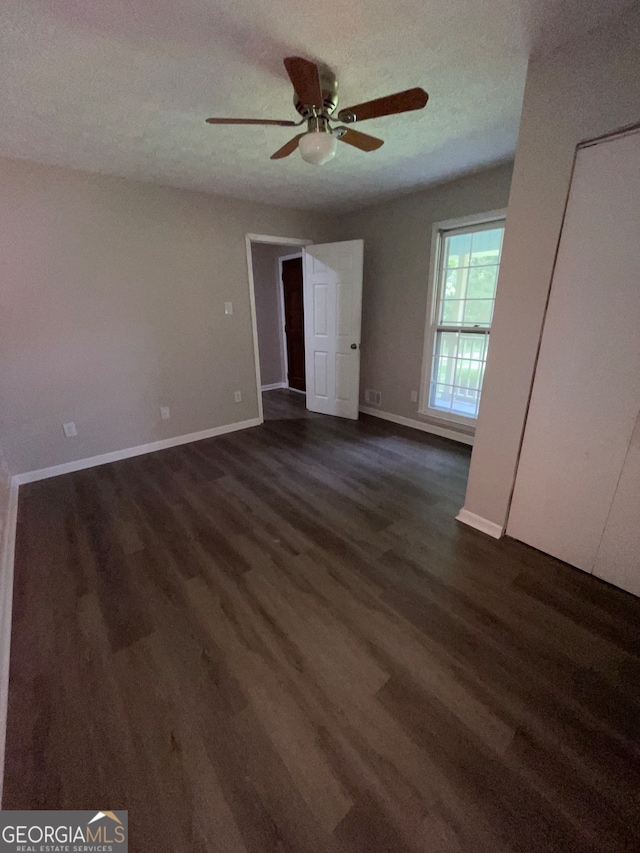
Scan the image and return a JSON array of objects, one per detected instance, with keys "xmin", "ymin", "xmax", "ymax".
[
  {"xmin": 63, "ymin": 422, "xmax": 77, "ymax": 438},
  {"xmin": 224, "ymin": 302, "xmax": 233, "ymax": 315}
]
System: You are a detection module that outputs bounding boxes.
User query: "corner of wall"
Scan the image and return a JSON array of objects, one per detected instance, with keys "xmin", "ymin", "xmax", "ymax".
[{"xmin": 0, "ymin": 455, "xmax": 19, "ymax": 806}]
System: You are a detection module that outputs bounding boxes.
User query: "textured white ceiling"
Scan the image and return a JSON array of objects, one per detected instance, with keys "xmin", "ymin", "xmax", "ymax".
[{"xmin": 0, "ymin": 0, "xmax": 632, "ymax": 212}]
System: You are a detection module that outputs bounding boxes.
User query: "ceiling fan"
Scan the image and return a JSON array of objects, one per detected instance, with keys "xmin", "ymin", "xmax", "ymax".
[{"xmin": 206, "ymin": 57, "xmax": 429, "ymax": 166}]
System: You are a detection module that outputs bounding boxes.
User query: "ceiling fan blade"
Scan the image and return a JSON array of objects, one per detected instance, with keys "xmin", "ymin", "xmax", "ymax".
[
  {"xmin": 338, "ymin": 87, "xmax": 429, "ymax": 123},
  {"xmin": 337, "ymin": 128, "xmax": 384, "ymax": 151},
  {"xmin": 206, "ymin": 117, "xmax": 298, "ymax": 127},
  {"xmin": 283, "ymin": 56, "xmax": 323, "ymax": 107},
  {"xmin": 270, "ymin": 134, "xmax": 304, "ymax": 160}
]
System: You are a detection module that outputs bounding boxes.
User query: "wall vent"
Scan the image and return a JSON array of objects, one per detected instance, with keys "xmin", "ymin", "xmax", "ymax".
[{"xmin": 364, "ymin": 389, "xmax": 382, "ymax": 406}]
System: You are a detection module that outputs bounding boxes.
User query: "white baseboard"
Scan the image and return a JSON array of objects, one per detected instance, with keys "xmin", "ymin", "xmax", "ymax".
[
  {"xmin": 359, "ymin": 406, "xmax": 474, "ymax": 446},
  {"xmin": 0, "ymin": 478, "xmax": 19, "ymax": 806},
  {"xmin": 456, "ymin": 508, "xmax": 504, "ymax": 539},
  {"xmin": 261, "ymin": 382, "xmax": 287, "ymax": 392},
  {"xmin": 13, "ymin": 417, "xmax": 262, "ymax": 485}
]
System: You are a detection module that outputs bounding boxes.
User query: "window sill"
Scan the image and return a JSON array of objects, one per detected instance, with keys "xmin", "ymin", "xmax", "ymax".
[{"xmin": 417, "ymin": 410, "xmax": 476, "ymax": 437}]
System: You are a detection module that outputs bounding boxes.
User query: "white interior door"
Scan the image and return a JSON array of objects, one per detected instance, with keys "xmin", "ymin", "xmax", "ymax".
[
  {"xmin": 303, "ymin": 240, "xmax": 363, "ymax": 419},
  {"xmin": 507, "ymin": 129, "xmax": 640, "ymax": 579}
]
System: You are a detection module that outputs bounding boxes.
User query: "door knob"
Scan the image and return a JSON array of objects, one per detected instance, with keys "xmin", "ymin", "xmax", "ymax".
[{"xmin": 350, "ymin": 343, "xmax": 358, "ymax": 349}]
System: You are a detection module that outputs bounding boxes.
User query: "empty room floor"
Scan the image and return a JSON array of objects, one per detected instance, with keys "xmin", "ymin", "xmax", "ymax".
[{"xmin": 5, "ymin": 390, "xmax": 640, "ymax": 852}]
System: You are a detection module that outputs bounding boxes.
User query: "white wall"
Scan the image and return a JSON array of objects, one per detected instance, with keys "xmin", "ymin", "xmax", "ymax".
[
  {"xmin": 335, "ymin": 164, "xmax": 513, "ymax": 431},
  {"xmin": 0, "ymin": 157, "xmax": 333, "ymax": 475},
  {"xmin": 0, "ymin": 156, "xmax": 514, "ymax": 477},
  {"xmin": 0, "ymin": 448, "xmax": 10, "ymax": 561},
  {"xmin": 0, "ymin": 440, "xmax": 15, "ymax": 807},
  {"xmin": 463, "ymin": 4, "xmax": 640, "ymax": 529}
]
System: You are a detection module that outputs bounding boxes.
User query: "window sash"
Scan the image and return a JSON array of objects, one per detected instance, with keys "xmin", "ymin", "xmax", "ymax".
[
  {"xmin": 419, "ymin": 215, "xmax": 505, "ymax": 425},
  {"xmin": 429, "ymin": 329, "xmax": 489, "ymax": 420}
]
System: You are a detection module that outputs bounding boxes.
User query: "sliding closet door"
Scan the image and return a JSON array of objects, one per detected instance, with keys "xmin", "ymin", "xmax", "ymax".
[
  {"xmin": 507, "ymin": 129, "xmax": 640, "ymax": 575},
  {"xmin": 592, "ymin": 413, "xmax": 640, "ymax": 596}
]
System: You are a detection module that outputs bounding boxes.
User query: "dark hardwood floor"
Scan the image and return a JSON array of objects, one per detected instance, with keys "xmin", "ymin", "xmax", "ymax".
[{"xmin": 6, "ymin": 389, "xmax": 640, "ymax": 852}]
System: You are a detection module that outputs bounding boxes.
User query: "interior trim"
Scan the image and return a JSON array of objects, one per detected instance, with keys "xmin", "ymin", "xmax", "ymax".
[
  {"xmin": 12, "ymin": 418, "xmax": 262, "ymax": 486},
  {"xmin": 359, "ymin": 406, "xmax": 474, "ymax": 446},
  {"xmin": 0, "ymin": 478, "xmax": 19, "ymax": 806},
  {"xmin": 245, "ymin": 234, "xmax": 311, "ymax": 425},
  {"xmin": 456, "ymin": 507, "xmax": 504, "ymax": 539}
]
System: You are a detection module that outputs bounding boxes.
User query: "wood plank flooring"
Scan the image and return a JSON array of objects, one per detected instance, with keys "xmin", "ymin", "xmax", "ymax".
[{"xmin": 5, "ymin": 389, "xmax": 640, "ymax": 852}]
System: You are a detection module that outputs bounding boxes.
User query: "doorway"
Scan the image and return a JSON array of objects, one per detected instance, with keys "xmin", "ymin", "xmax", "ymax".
[
  {"xmin": 246, "ymin": 234, "xmax": 310, "ymax": 421},
  {"xmin": 280, "ymin": 255, "xmax": 305, "ymax": 392},
  {"xmin": 246, "ymin": 234, "xmax": 364, "ymax": 423}
]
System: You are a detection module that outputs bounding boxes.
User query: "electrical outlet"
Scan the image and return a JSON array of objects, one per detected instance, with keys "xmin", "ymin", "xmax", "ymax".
[
  {"xmin": 411, "ymin": 390, "xmax": 418, "ymax": 403},
  {"xmin": 224, "ymin": 302, "xmax": 233, "ymax": 315},
  {"xmin": 160, "ymin": 406, "xmax": 170, "ymax": 420},
  {"xmin": 234, "ymin": 390, "xmax": 242, "ymax": 403},
  {"xmin": 63, "ymin": 422, "xmax": 77, "ymax": 438}
]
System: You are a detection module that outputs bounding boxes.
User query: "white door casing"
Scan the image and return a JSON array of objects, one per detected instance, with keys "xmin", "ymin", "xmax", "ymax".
[{"xmin": 303, "ymin": 241, "xmax": 364, "ymax": 420}]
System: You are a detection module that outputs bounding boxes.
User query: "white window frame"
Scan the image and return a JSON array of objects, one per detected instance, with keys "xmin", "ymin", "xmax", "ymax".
[{"xmin": 418, "ymin": 209, "xmax": 506, "ymax": 426}]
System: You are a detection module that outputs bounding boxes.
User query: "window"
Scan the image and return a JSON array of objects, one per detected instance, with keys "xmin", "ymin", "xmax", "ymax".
[{"xmin": 420, "ymin": 214, "xmax": 505, "ymax": 423}]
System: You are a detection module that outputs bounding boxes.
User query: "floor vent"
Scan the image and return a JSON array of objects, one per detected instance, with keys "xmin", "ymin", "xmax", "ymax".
[{"xmin": 364, "ymin": 389, "xmax": 382, "ymax": 406}]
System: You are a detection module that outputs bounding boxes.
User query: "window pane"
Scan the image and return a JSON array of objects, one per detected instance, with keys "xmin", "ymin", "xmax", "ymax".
[
  {"xmin": 452, "ymin": 387, "xmax": 480, "ymax": 418},
  {"xmin": 458, "ymin": 336, "xmax": 469, "ymax": 359},
  {"xmin": 470, "ymin": 228, "xmax": 503, "ymax": 266},
  {"xmin": 455, "ymin": 358, "xmax": 484, "ymax": 390},
  {"xmin": 443, "ymin": 233, "xmax": 472, "ymax": 269},
  {"xmin": 459, "ymin": 335, "xmax": 473, "ymax": 359},
  {"xmin": 442, "ymin": 267, "xmax": 466, "ymax": 300},
  {"xmin": 466, "ymin": 265, "xmax": 498, "ymax": 299},
  {"xmin": 431, "ymin": 330, "xmax": 489, "ymax": 412},
  {"xmin": 433, "ymin": 356, "xmax": 454, "ymax": 384},
  {"xmin": 430, "ymin": 383, "xmax": 453, "ymax": 411},
  {"xmin": 454, "ymin": 360, "xmax": 469, "ymax": 389},
  {"xmin": 459, "ymin": 332, "xmax": 485, "ymax": 361},
  {"xmin": 438, "ymin": 331, "xmax": 459, "ymax": 357},
  {"xmin": 441, "ymin": 300, "xmax": 465, "ymax": 324},
  {"xmin": 463, "ymin": 299, "xmax": 493, "ymax": 326}
]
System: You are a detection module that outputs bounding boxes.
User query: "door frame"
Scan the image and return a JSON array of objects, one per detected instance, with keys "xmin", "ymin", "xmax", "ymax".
[
  {"xmin": 245, "ymin": 234, "xmax": 311, "ymax": 422},
  {"xmin": 278, "ymin": 252, "xmax": 305, "ymax": 394}
]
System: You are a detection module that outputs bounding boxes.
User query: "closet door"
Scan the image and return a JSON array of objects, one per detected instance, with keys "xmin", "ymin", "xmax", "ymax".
[
  {"xmin": 507, "ymin": 130, "xmax": 640, "ymax": 576},
  {"xmin": 592, "ymin": 413, "xmax": 640, "ymax": 596}
]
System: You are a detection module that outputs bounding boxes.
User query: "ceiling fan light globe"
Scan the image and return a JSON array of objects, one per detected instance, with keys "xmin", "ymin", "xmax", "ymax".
[{"xmin": 298, "ymin": 131, "xmax": 338, "ymax": 165}]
